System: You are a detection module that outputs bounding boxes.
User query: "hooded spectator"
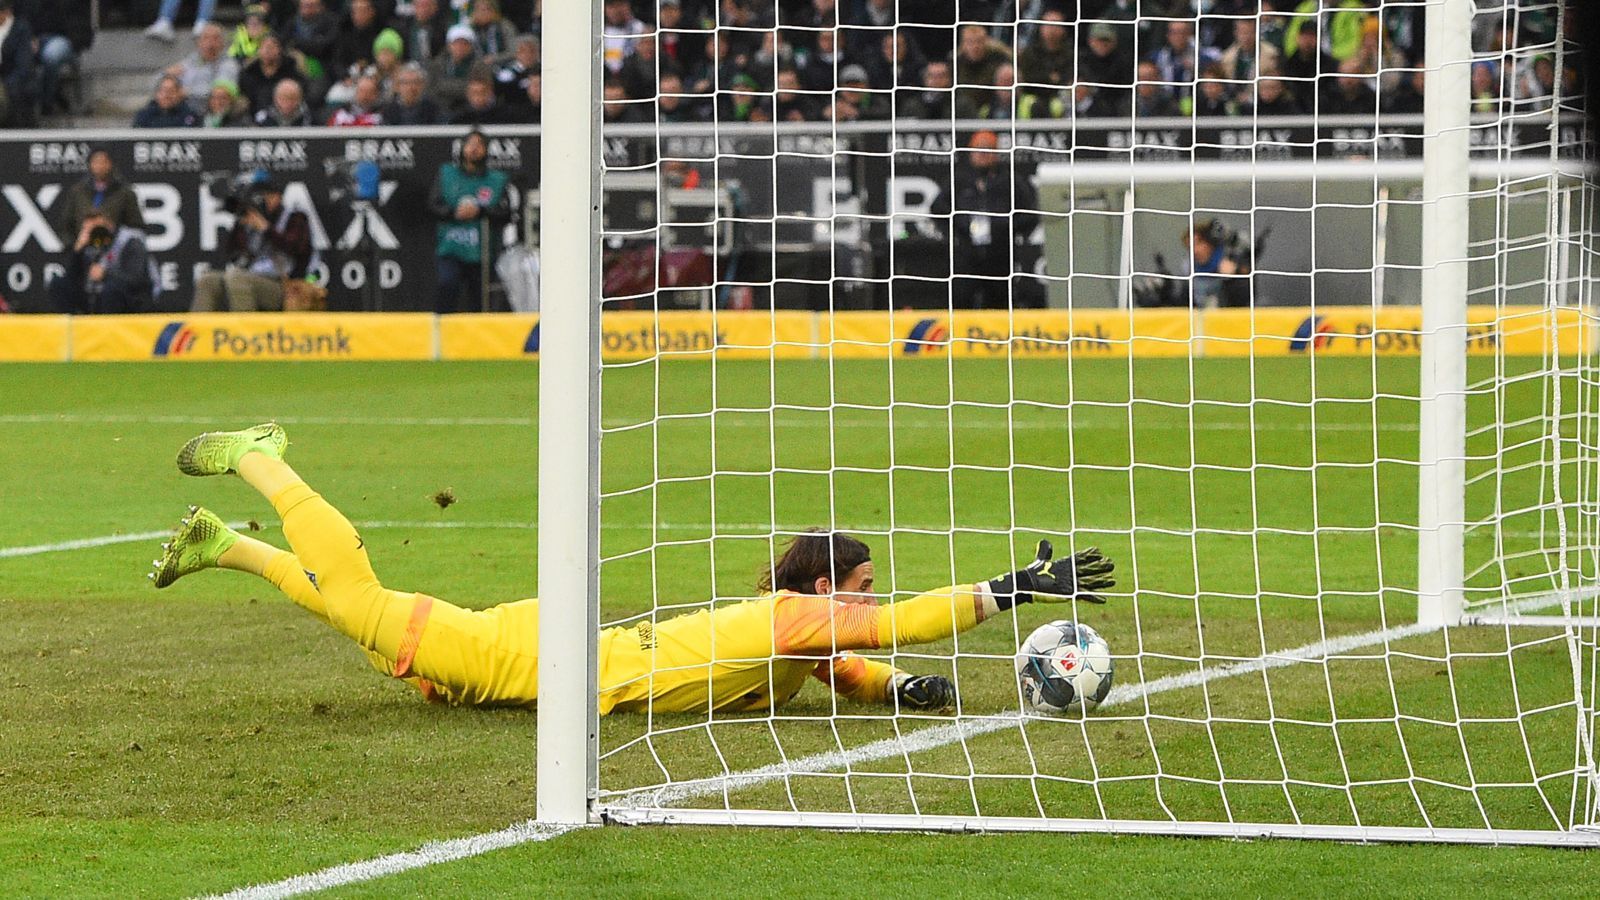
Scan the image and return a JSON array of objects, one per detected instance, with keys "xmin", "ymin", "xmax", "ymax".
[
  {"xmin": 254, "ymin": 77, "xmax": 313, "ymax": 126},
  {"xmin": 229, "ymin": 4, "xmax": 271, "ymax": 61},
  {"xmin": 55, "ymin": 149, "xmax": 146, "ymax": 246},
  {"xmin": 239, "ymin": 32, "xmax": 308, "ymax": 114},
  {"xmin": 203, "ymin": 79, "xmax": 250, "ymax": 126},
  {"xmin": 329, "ymin": 74, "xmax": 385, "ymax": 125},
  {"xmin": 380, "ymin": 63, "xmax": 443, "ymax": 124},
  {"xmin": 429, "ymin": 24, "xmax": 480, "ymax": 110},
  {"xmin": 168, "ymin": 22, "xmax": 241, "ymax": 101},
  {"xmin": 133, "ymin": 75, "xmax": 201, "ymax": 127}
]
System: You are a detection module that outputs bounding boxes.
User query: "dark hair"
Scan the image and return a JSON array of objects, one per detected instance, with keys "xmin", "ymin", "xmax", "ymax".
[{"xmin": 758, "ymin": 530, "xmax": 872, "ymax": 595}]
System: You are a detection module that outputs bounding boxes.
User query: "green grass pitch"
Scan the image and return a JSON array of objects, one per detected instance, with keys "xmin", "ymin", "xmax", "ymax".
[{"xmin": 1, "ymin": 358, "xmax": 1593, "ymax": 896}]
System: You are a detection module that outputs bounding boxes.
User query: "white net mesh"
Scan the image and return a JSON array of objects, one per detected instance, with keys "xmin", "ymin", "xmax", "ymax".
[{"xmin": 582, "ymin": 0, "xmax": 1600, "ymax": 841}]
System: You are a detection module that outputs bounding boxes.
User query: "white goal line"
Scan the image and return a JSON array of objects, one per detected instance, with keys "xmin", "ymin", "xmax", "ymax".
[{"xmin": 205, "ymin": 590, "xmax": 1584, "ymax": 898}]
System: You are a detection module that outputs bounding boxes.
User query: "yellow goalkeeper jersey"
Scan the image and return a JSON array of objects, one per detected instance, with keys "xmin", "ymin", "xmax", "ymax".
[{"xmin": 598, "ymin": 584, "xmax": 987, "ymax": 714}]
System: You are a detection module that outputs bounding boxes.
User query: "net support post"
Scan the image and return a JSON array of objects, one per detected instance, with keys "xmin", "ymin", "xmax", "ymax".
[
  {"xmin": 1416, "ymin": 0, "xmax": 1473, "ymax": 629},
  {"xmin": 535, "ymin": 0, "xmax": 601, "ymax": 825}
]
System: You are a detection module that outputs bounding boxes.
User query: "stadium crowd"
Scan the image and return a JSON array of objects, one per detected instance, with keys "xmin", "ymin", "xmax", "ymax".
[{"xmin": 0, "ymin": 0, "xmax": 1578, "ymax": 130}]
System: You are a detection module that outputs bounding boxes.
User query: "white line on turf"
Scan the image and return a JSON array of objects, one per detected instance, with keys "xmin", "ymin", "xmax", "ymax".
[
  {"xmin": 0, "ymin": 412, "xmax": 1418, "ymax": 433},
  {"xmin": 206, "ymin": 591, "xmax": 1573, "ymax": 898},
  {"xmin": 203, "ymin": 821, "xmax": 579, "ymax": 900},
  {"xmin": 2, "ymin": 522, "xmax": 1561, "ymax": 560}
]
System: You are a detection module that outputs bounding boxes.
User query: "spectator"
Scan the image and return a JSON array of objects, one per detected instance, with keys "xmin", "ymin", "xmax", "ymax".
[
  {"xmin": 657, "ymin": 0, "xmax": 706, "ymax": 76},
  {"xmin": 54, "ymin": 149, "xmax": 145, "ymax": 247},
  {"xmin": 942, "ymin": 130, "xmax": 1038, "ymax": 310},
  {"xmin": 1181, "ymin": 218, "xmax": 1249, "ymax": 307},
  {"xmin": 1193, "ymin": 65, "xmax": 1238, "ymax": 118},
  {"xmin": 239, "ymin": 33, "xmax": 306, "ymax": 115},
  {"xmin": 898, "ymin": 58, "xmax": 952, "ymax": 120},
  {"xmin": 229, "ymin": 4, "xmax": 272, "ymax": 61},
  {"xmin": 254, "ymin": 78, "xmax": 313, "ymax": 126},
  {"xmin": 396, "ymin": 0, "xmax": 449, "ymax": 65},
  {"xmin": 202, "ymin": 79, "xmax": 250, "ymax": 126},
  {"xmin": 1219, "ymin": 17, "xmax": 1277, "ymax": 87},
  {"xmin": 787, "ymin": 0, "xmax": 836, "ymax": 55},
  {"xmin": 451, "ymin": 75, "xmax": 518, "ymax": 125},
  {"xmin": 504, "ymin": 71, "xmax": 540, "ymax": 123},
  {"xmin": 1515, "ymin": 54, "xmax": 1556, "ymax": 111},
  {"xmin": 0, "ymin": 0, "xmax": 36, "ymax": 127},
  {"xmin": 146, "ymin": 0, "xmax": 218, "ymax": 43},
  {"xmin": 717, "ymin": 73, "xmax": 768, "ymax": 123},
  {"xmin": 1279, "ymin": 21, "xmax": 1333, "ymax": 110},
  {"xmin": 380, "ymin": 63, "xmax": 444, "ymax": 124},
  {"xmin": 1148, "ymin": 20, "xmax": 1219, "ymax": 113},
  {"xmin": 619, "ymin": 32, "xmax": 659, "ymax": 101},
  {"xmin": 864, "ymin": 31, "xmax": 924, "ymax": 92},
  {"xmin": 193, "ymin": 177, "xmax": 313, "ymax": 312},
  {"xmin": 430, "ymin": 25, "xmax": 480, "ymax": 111},
  {"xmin": 50, "ymin": 213, "xmax": 154, "ymax": 314},
  {"xmin": 328, "ymin": 74, "xmax": 385, "ymax": 125},
  {"xmin": 332, "ymin": 0, "xmax": 385, "ymax": 83},
  {"xmin": 1071, "ymin": 82, "xmax": 1123, "ymax": 118},
  {"xmin": 657, "ymin": 71, "xmax": 707, "ymax": 122},
  {"xmin": 1324, "ymin": 0, "xmax": 1375, "ymax": 64},
  {"xmin": 1248, "ymin": 75, "xmax": 1302, "ymax": 116},
  {"xmin": 1078, "ymin": 22, "xmax": 1132, "ymax": 86},
  {"xmin": 955, "ymin": 24, "xmax": 1010, "ymax": 88},
  {"xmin": 1016, "ymin": 9, "xmax": 1074, "ymax": 95},
  {"xmin": 30, "ymin": 2, "xmax": 94, "ymax": 116},
  {"xmin": 169, "ymin": 23, "xmax": 240, "ymax": 102},
  {"xmin": 844, "ymin": 0, "xmax": 895, "ymax": 62},
  {"xmin": 430, "ymin": 129, "xmax": 512, "ymax": 313},
  {"xmin": 134, "ymin": 75, "xmax": 201, "ymax": 127},
  {"xmin": 366, "ymin": 28, "xmax": 406, "ymax": 92},
  {"xmin": 286, "ymin": 0, "xmax": 341, "ymax": 84},
  {"xmin": 602, "ymin": 0, "xmax": 646, "ymax": 75},
  {"xmin": 1470, "ymin": 62, "xmax": 1502, "ymax": 116},
  {"xmin": 495, "ymin": 34, "xmax": 540, "ymax": 106},
  {"xmin": 956, "ymin": 63, "xmax": 1015, "ymax": 120},
  {"xmin": 1133, "ymin": 60, "xmax": 1180, "ymax": 117},
  {"xmin": 469, "ymin": 0, "xmax": 519, "ymax": 63},
  {"xmin": 775, "ymin": 67, "xmax": 819, "ymax": 121},
  {"xmin": 831, "ymin": 64, "xmax": 886, "ymax": 121},
  {"xmin": 798, "ymin": 28, "xmax": 842, "ymax": 93},
  {"xmin": 1319, "ymin": 57, "xmax": 1376, "ymax": 117},
  {"xmin": 1383, "ymin": 68, "xmax": 1425, "ymax": 115}
]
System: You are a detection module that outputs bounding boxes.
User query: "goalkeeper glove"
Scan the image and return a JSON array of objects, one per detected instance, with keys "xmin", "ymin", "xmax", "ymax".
[
  {"xmin": 984, "ymin": 540, "xmax": 1115, "ymax": 609},
  {"xmin": 892, "ymin": 673, "xmax": 955, "ymax": 712}
]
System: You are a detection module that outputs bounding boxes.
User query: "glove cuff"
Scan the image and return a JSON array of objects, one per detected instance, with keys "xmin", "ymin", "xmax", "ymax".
[{"xmin": 983, "ymin": 572, "xmax": 1033, "ymax": 610}]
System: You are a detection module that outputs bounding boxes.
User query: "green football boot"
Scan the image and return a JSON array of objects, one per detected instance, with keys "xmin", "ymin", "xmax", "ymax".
[
  {"xmin": 176, "ymin": 422, "xmax": 287, "ymax": 476},
  {"xmin": 149, "ymin": 506, "xmax": 240, "ymax": 589}
]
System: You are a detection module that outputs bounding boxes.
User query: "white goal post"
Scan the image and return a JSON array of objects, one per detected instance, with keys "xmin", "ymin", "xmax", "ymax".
[{"xmin": 537, "ymin": 0, "xmax": 1600, "ymax": 843}]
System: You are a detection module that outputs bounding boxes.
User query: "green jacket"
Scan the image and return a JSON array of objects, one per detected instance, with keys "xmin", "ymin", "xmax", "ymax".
[{"xmin": 430, "ymin": 162, "xmax": 511, "ymax": 263}]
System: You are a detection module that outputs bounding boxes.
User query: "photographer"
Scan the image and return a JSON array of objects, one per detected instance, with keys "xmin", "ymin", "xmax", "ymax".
[
  {"xmin": 193, "ymin": 176, "xmax": 314, "ymax": 312},
  {"xmin": 429, "ymin": 129, "xmax": 510, "ymax": 313},
  {"xmin": 49, "ymin": 214, "xmax": 154, "ymax": 314},
  {"xmin": 1132, "ymin": 218, "xmax": 1258, "ymax": 308}
]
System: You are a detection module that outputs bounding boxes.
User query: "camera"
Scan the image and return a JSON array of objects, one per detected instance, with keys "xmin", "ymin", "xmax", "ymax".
[{"xmin": 202, "ymin": 169, "xmax": 272, "ymax": 218}]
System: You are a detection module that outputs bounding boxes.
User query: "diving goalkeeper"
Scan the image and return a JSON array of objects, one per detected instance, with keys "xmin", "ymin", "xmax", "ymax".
[{"xmin": 150, "ymin": 424, "xmax": 1116, "ymax": 715}]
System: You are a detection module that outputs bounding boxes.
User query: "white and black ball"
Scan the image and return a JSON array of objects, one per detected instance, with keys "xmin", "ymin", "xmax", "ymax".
[{"xmin": 1015, "ymin": 620, "xmax": 1114, "ymax": 715}]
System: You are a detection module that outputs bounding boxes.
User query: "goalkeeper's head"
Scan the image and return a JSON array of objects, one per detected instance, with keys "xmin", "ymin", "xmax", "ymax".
[{"xmin": 759, "ymin": 530, "xmax": 875, "ymax": 604}]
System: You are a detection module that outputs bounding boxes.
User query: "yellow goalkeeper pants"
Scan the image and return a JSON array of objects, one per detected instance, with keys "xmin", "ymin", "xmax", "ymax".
[{"xmin": 267, "ymin": 481, "xmax": 541, "ymax": 707}]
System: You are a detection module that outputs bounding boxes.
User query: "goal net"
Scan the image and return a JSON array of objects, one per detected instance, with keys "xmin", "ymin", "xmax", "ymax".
[{"xmin": 537, "ymin": 0, "xmax": 1600, "ymax": 843}]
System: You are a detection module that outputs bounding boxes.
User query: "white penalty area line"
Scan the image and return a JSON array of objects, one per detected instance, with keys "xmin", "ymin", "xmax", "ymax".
[{"xmin": 209, "ymin": 590, "xmax": 1577, "ymax": 899}]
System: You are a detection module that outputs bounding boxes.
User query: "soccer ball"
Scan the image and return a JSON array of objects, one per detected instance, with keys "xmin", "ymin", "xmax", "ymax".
[{"xmin": 1015, "ymin": 620, "xmax": 1115, "ymax": 715}]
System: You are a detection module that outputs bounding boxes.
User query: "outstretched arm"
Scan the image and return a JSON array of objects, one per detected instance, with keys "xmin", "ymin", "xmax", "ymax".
[
  {"xmin": 811, "ymin": 654, "xmax": 957, "ymax": 712},
  {"xmin": 773, "ymin": 541, "xmax": 1117, "ymax": 656}
]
